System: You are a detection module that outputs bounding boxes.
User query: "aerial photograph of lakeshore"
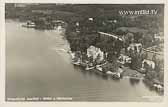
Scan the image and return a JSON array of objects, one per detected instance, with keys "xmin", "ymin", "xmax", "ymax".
[{"xmin": 5, "ymin": 3, "xmax": 164, "ymax": 102}]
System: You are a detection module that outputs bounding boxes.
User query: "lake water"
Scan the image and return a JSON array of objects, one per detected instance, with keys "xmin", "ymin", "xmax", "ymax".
[{"xmin": 6, "ymin": 20, "xmax": 163, "ymax": 102}]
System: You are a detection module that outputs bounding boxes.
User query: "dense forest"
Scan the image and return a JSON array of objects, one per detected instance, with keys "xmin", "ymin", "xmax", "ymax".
[{"xmin": 5, "ymin": 3, "xmax": 164, "ymax": 64}]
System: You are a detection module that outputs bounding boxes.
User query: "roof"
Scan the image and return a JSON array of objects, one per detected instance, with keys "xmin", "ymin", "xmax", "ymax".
[{"xmin": 98, "ymin": 32, "xmax": 123, "ymax": 41}]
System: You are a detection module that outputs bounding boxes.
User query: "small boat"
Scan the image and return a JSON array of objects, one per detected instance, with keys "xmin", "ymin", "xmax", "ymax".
[
  {"xmin": 73, "ymin": 61, "xmax": 81, "ymax": 66},
  {"xmin": 72, "ymin": 59, "xmax": 81, "ymax": 66},
  {"xmin": 85, "ymin": 66, "xmax": 95, "ymax": 70},
  {"xmin": 106, "ymin": 71, "xmax": 120, "ymax": 78},
  {"xmin": 153, "ymin": 84, "xmax": 164, "ymax": 92},
  {"xmin": 95, "ymin": 66, "xmax": 103, "ymax": 72},
  {"xmin": 85, "ymin": 63, "xmax": 95, "ymax": 70},
  {"xmin": 22, "ymin": 21, "xmax": 35, "ymax": 28},
  {"xmin": 106, "ymin": 71, "xmax": 115, "ymax": 75}
]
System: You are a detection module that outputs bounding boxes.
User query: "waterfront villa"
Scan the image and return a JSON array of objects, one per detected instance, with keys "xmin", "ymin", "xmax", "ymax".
[
  {"xmin": 127, "ymin": 43, "xmax": 142, "ymax": 53},
  {"xmin": 86, "ymin": 45, "xmax": 104, "ymax": 63}
]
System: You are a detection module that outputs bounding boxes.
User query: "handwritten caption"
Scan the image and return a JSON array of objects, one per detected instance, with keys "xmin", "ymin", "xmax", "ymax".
[{"xmin": 7, "ymin": 97, "xmax": 73, "ymax": 101}]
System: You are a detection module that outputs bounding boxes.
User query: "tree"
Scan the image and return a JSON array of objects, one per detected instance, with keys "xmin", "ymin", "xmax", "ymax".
[
  {"xmin": 145, "ymin": 70, "xmax": 157, "ymax": 80},
  {"xmin": 126, "ymin": 32, "xmax": 134, "ymax": 44},
  {"xmin": 134, "ymin": 32, "xmax": 143, "ymax": 43}
]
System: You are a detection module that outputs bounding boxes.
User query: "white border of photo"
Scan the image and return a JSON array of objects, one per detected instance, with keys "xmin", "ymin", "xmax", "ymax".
[{"xmin": 0, "ymin": 0, "xmax": 168, "ymax": 107}]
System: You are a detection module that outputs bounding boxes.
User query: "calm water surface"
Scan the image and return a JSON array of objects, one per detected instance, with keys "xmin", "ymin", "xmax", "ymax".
[{"xmin": 6, "ymin": 20, "xmax": 163, "ymax": 102}]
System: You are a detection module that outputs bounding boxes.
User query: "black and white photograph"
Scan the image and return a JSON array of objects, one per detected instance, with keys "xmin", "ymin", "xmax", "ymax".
[{"xmin": 5, "ymin": 3, "xmax": 164, "ymax": 102}]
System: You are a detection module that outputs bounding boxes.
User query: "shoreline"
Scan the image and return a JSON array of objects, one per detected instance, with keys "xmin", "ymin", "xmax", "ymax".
[
  {"xmin": 69, "ymin": 51, "xmax": 144, "ymax": 79},
  {"xmin": 68, "ymin": 51, "xmax": 164, "ymax": 95},
  {"xmin": 16, "ymin": 18, "xmax": 164, "ymax": 95}
]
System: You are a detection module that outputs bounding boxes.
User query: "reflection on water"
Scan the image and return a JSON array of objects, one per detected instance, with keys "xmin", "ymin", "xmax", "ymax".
[
  {"xmin": 129, "ymin": 78, "xmax": 140, "ymax": 86},
  {"xmin": 6, "ymin": 20, "xmax": 163, "ymax": 102},
  {"xmin": 74, "ymin": 66, "xmax": 120, "ymax": 82}
]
